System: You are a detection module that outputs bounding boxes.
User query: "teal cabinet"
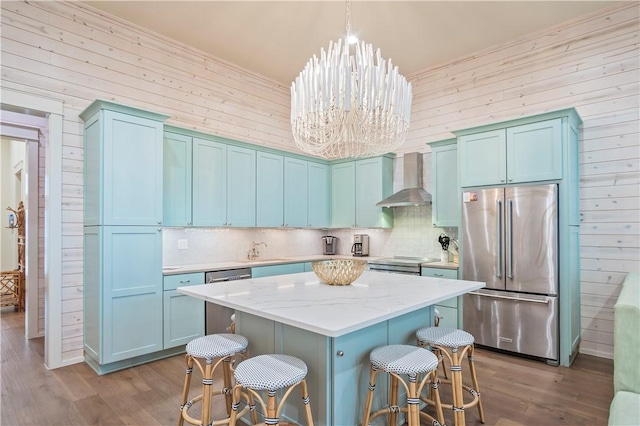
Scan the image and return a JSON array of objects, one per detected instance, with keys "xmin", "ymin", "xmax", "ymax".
[
  {"xmin": 257, "ymin": 152, "xmax": 284, "ymax": 227},
  {"xmin": 84, "ymin": 226, "xmax": 164, "ymax": 365},
  {"xmin": 192, "ymin": 138, "xmax": 227, "ymax": 226},
  {"xmin": 330, "ymin": 162, "xmax": 356, "ymax": 228},
  {"xmin": 428, "ymin": 139, "xmax": 459, "ymax": 227},
  {"xmin": 227, "ymin": 145, "xmax": 256, "ymax": 227},
  {"xmin": 251, "ymin": 263, "xmax": 306, "ymax": 278},
  {"xmin": 421, "ymin": 267, "xmax": 460, "ymax": 328},
  {"xmin": 163, "ymin": 273, "xmax": 205, "ymax": 349},
  {"xmin": 458, "ymin": 118, "xmax": 562, "ymax": 187},
  {"xmin": 284, "ymin": 157, "xmax": 308, "ymax": 228},
  {"xmin": 82, "ymin": 106, "xmax": 165, "ymax": 226},
  {"xmin": 163, "ymin": 132, "xmax": 192, "ymax": 226},
  {"xmin": 192, "ymin": 140, "xmax": 256, "ymax": 227},
  {"xmin": 81, "ymin": 100, "xmax": 170, "ymax": 375},
  {"xmin": 331, "ymin": 156, "xmax": 394, "ymax": 228},
  {"xmin": 307, "ymin": 162, "xmax": 330, "ymax": 228}
]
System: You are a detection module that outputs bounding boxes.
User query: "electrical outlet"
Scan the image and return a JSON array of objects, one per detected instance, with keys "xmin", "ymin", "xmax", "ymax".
[{"xmin": 178, "ymin": 239, "xmax": 188, "ymax": 250}]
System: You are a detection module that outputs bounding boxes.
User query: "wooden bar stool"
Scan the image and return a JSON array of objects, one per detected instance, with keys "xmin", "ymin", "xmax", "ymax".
[
  {"xmin": 416, "ymin": 327, "xmax": 485, "ymax": 426},
  {"xmin": 178, "ymin": 333, "xmax": 256, "ymax": 426},
  {"xmin": 362, "ymin": 344, "xmax": 445, "ymax": 426},
  {"xmin": 228, "ymin": 354, "xmax": 314, "ymax": 425}
]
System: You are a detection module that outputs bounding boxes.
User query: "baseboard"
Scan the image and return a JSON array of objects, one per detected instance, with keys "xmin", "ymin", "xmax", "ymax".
[{"xmin": 579, "ymin": 347, "xmax": 614, "ymax": 360}]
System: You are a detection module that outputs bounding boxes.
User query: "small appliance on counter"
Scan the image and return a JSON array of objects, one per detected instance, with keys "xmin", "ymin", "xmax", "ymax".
[
  {"xmin": 351, "ymin": 234, "xmax": 370, "ymax": 257},
  {"xmin": 322, "ymin": 235, "xmax": 338, "ymax": 255}
]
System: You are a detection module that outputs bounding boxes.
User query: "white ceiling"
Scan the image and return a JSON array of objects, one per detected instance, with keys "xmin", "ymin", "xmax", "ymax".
[{"xmin": 85, "ymin": 1, "xmax": 621, "ymax": 86}]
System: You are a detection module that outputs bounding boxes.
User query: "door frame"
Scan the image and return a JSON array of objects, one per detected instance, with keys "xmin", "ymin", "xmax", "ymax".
[{"xmin": 1, "ymin": 87, "xmax": 65, "ymax": 369}]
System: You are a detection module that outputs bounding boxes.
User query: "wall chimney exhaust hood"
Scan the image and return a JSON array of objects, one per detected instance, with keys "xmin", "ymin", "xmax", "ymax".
[{"xmin": 376, "ymin": 152, "xmax": 432, "ymax": 208}]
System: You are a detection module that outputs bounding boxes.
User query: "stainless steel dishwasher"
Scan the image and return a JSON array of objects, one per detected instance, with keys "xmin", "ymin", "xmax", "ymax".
[{"xmin": 205, "ymin": 268, "xmax": 251, "ymax": 334}]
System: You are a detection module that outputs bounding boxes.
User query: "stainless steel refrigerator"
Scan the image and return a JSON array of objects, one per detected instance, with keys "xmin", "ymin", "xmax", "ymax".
[{"xmin": 461, "ymin": 184, "xmax": 559, "ymax": 364}]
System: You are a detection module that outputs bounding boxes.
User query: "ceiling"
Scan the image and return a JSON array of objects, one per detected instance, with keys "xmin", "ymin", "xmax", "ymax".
[{"xmin": 84, "ymin": 1, "xmax": 621, "ymax": 86}]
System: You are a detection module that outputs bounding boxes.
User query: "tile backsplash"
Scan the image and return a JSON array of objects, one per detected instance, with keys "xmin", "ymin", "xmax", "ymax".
[{"xmin": 163, "ymin": 204, "xmax": 457, "ymax": 266}]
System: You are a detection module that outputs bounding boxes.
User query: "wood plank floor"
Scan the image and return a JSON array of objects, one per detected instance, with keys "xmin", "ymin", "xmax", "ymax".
[{"xmin": 1, "ymin": 309, "xmax": 613, "ymax": 425}]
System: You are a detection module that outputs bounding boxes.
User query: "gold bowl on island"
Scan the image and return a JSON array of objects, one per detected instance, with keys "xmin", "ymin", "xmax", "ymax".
[{"xmin": 311, "ymin": 259, "xmax": 368, "ymax": 286}]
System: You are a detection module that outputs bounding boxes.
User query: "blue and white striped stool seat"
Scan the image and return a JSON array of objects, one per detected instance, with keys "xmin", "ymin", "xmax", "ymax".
[
  {"xmin": 370, "ymin": 345, "xmax": 439, "ymax": 375},
  {"xmin": 416, "ymin": 326, "xmax": 474, "ymax": 348},
  {"xmin": 185, "ymin": 334, "xmax": 248, "ymax": 359},
  {"xmin": 234, "ymin": 354, "xmax": 308, "ymax": 391}
]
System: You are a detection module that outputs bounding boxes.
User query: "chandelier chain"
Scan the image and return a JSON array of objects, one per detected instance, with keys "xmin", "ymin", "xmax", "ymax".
[{"xmin": 345, "ymin": 0, "xmax": 351, "ymax": 39}]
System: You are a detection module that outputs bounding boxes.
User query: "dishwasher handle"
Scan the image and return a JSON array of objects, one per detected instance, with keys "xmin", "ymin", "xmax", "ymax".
[{"xmin": 207, "ymin": 274, "xmax": 251, "ymax": 283}]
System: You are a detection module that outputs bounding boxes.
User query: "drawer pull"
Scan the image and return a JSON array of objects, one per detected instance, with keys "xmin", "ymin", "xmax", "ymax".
[
  {"xmin": 433, "ymin": 273, "xmax": 444, "ymax": 277},
  {"xmin": 179, "ymin": 280, "xmax": 191, "ymax": 284}
]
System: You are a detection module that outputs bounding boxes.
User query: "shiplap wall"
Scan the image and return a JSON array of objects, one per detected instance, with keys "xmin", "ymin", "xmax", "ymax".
[
  {"xmin": 1, "ymin": 0, "xmax": 637, "ymax": 363},
  {"xmin": 1, "ymin": 0, "xmax": 294, "ymax": 363},
  {"xmin": 402, "ymin": 3, "xmax": 639, "ymax": 359}
]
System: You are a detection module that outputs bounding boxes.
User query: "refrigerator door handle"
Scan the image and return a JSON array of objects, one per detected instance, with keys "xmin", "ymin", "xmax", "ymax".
[
  {"xmin": 496, "ymin": 199, "xmax": 503, "ymax": 278},
  {"xmin": 506, "ymin": 199, "xmax": 514, "ymax": 279},
  {"xmin": 468, "ymin": 291, "xmax": 550, "ymax": 304}
]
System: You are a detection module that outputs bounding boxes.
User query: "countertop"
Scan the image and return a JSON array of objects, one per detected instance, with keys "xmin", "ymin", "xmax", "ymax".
[
  {"xmin": 163, "ymin": 255, "xmax": 459, "ymax": 275},
  {"xmin": 177, "ymin": 271, "xmax": 484, "ymax": 337}
]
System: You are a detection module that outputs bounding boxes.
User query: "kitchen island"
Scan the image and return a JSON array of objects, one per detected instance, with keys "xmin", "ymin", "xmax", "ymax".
[{"xmin": 178, "ymin": 270, "xmax": 484, "ymax": 425}]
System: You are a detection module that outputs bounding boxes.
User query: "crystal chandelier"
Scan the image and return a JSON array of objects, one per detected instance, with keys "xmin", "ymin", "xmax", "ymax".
[{"xmin": 290, "ymin": 0, "xmax": 412, "ymax": 159}]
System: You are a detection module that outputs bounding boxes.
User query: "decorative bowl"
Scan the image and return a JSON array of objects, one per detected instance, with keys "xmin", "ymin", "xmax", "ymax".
[{"xmin": 311, "ymin": 259, "xmax": 367, "ymax": 286}]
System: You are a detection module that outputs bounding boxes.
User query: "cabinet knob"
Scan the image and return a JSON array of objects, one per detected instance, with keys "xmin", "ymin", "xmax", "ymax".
[
  {"xmin": 187, "ymin": 222, "xmax": 192, "ymax": 226},
  {"xmin": 157, "ymin": 220, "xmax": 162, "ymax": 225},
  {"xmin": 500, "ymin": 179, "xmax": 505, "ymax": 182},
  {"xmin": 509, "ymin": 179, "xmax": 513, "ymax": 182},
  {"xmin": 157, "ymin": 228, "xmax": 162, "ymax": 232},
  {"xmin": 336, "ymin": 350, "xmax": 344, "ymax": 357}
]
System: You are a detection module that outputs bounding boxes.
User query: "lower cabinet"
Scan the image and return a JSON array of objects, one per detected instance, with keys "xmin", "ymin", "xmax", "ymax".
[
  {"xmin": 84, "ymin": 226, "xmax": 165, "ymax": 373},
  {"xmin": 163, "ymin": 273, "xmax": 205, "ymax": 349},
  {"xmin": 421, "ymin": 266, "xmax": 460, "ymax": 328},
  {"xmin": 251, "ymin": 263, "xmax": 306, "ymax": 278}
]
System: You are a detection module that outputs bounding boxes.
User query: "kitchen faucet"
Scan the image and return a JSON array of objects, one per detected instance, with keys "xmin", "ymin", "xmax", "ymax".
[{"xmin": 247, "ymin": 241, "xmax": 267, "ymax": 260}]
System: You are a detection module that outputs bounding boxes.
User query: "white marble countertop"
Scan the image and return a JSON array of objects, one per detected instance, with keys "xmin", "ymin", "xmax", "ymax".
[
  {"xmin": 163, "ymin": 255, "xmax": 459, "ymax": 275},
  {"xmin": 177, "ymin": 270, "xmax": 484, "ymax": 337},
  {"xmin": 162, "ymin": 254, "xmax": 382, "ymax": 275}
]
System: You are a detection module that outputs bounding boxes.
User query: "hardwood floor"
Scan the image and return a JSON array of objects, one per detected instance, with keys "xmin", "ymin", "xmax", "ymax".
[{"xmin": 1, "ymin": 310, "xmax": 613, "ymax": 425}]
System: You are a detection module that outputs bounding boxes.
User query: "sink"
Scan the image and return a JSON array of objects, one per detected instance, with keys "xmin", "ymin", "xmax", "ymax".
[{"xmin": 162, "ymin": 266, "xmax": 182, "ymax": 271}]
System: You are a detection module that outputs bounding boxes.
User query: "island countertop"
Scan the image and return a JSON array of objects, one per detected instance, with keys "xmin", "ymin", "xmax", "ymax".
[{"xmin": 177, "ymin": 271, "xmax": 484, "ymax": 337}]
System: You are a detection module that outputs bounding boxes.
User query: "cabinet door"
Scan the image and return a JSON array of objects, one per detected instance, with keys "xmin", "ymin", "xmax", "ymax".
[
  {"xmin": 435, "ymin": 305, "xmax": 458, "ymax": 329},
  {"xmin": 506, "ymin": 118, "xmax": 562, "ymax": 184},
  {"xmin": 257, "ymin": 152, "xmax": 284, "ymax": 227},
  {"xmin": 251, "ymin": 263, "xmax": 305, "ymax": 278},
  {"xmin": 163, "ymin": 290, "xmax": 204, "ymax": 349},
  {"xmin": 192, "ymin": 138, "xmax": 227, "ymax": 226},
  {"xmin": 102, "ymin": 226, "xmax": 163, "ymax": 363},
  {"xmin": 459, "ymin": 129, "xmax": 506, "ymax": 187},
  {"xmin": 284, "ymin": 157, "xmax": 308, "ymax": 228},
  {"xmin": 163, "ymin": 133, "xmax": 192, "ymax": 226},
  {"xmin": 431, "ymin": 143, "xmax": 459, "ymax": 227},
  {"xmin": 355, "ymin": 157, "xmax": 393, "ymax": 228},
  {"xmin": 102, "ymin": 111, "xmax": 164, "ymax": 225},
  {"xmin": 331, "ymin": 162, "xmax": 356, "ymax": 228},
  {"xmin": 227, "ymin": 146, "xmax": 256, "ymax": 227},
  {"xmin": 307, "ymin": 162, "xmax": 330, "ymax": 228}
]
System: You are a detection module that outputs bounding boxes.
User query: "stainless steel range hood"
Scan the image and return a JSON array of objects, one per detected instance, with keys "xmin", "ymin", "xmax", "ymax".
[{"xmin": 376, "ymin": 152, "xmax": 432, "ymax": 207}]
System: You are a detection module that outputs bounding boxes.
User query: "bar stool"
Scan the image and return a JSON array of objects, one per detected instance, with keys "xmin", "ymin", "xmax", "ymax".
[
  {"xmin": 178, "ymin": 333, "xmax": 256, "ymax": 426},
  {"xmin": 416, "ymin": 327, "xmax": 485, "ymax": 426},
  {"xmin": 362, "ymin": 344, "xmax": 445, "ymax": 426},
  {"xmin": 228, "ymin": 354, "xmax": 314, "ymax": 425}
]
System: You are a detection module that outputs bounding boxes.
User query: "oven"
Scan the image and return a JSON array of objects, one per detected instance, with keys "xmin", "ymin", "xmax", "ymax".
[
  {"xmin": 204, "ymin": 268, "xmax": 251, "ymax": 334},
  {"xmin": 368, "ymin": 256, "xmax": 439, "ymax": 276}
]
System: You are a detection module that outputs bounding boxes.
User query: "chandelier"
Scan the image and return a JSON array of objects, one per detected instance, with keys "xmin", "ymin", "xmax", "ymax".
[{"xmin": 290, "ymin": 0, "xmax": 412, "ymax": 159}]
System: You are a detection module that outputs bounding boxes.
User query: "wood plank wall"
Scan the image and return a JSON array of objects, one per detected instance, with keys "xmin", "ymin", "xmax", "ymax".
[
  {"xmin": 1, "ymin": 0, "xmax": 637, "ymax": 363},
  {"xmin": 401, "ymin": 3, "xmax": 639, "ymax": 359}
]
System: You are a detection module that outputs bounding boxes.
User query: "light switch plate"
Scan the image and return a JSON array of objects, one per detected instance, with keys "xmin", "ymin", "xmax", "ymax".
[{"xmin": 178, "ymin": 239, "xmax": 188, "ymax": 250}]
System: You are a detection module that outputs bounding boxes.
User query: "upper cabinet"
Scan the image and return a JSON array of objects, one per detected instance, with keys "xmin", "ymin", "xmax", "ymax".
[
  {"xmin": 81, "ymin": 102, "xmax": 167, "ymax": 226},
  {"xmin": 458, "ymin": 118, "xmax": 563, "ymax": 187},
  {"xmin": 331, "ymin": 156, "xmax": 394, "ymax": 228},
  {"xmin": 284, "ymin": 157, "xmax": 309, "ymax": 228},
  {"xmin": 257, "ymin": 152, "xmax": 284, "ymax": 227},
  {"xmin": 163, "ymin": 132, "xmax": 193, "ymax": 226},
  {"xmin": 307, "ymin": 162, "xmax": 330, "ymax": 228},
  {"xmin": 428, "ymin": 139, "xmax": 459, "ymax": 227}
]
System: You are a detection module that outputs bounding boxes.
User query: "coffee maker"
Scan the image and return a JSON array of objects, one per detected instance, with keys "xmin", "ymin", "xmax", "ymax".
[
  {"xmin": 351, "ymin": 234, "xmax": 370, "ymax": 257},
  {"xmin": 322, "ymin": 236, "xmax": 337, "ymax": 255}
]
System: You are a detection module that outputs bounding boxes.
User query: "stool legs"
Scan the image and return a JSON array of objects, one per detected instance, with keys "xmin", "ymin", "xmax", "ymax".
[
  {"xmin": 229, "ymin": 379, "xmax": 314, "ymax": 426},
  {"xmin": 362, "ymin": 365, "xmax": 444, "ymax": 426},
  {"xmin": 420, "ymin": 343, "xmax": 484, "ymax": 426},
  {"xmin": 177, "ymin": 354, "xmax": 194, "ymax": 426}
]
